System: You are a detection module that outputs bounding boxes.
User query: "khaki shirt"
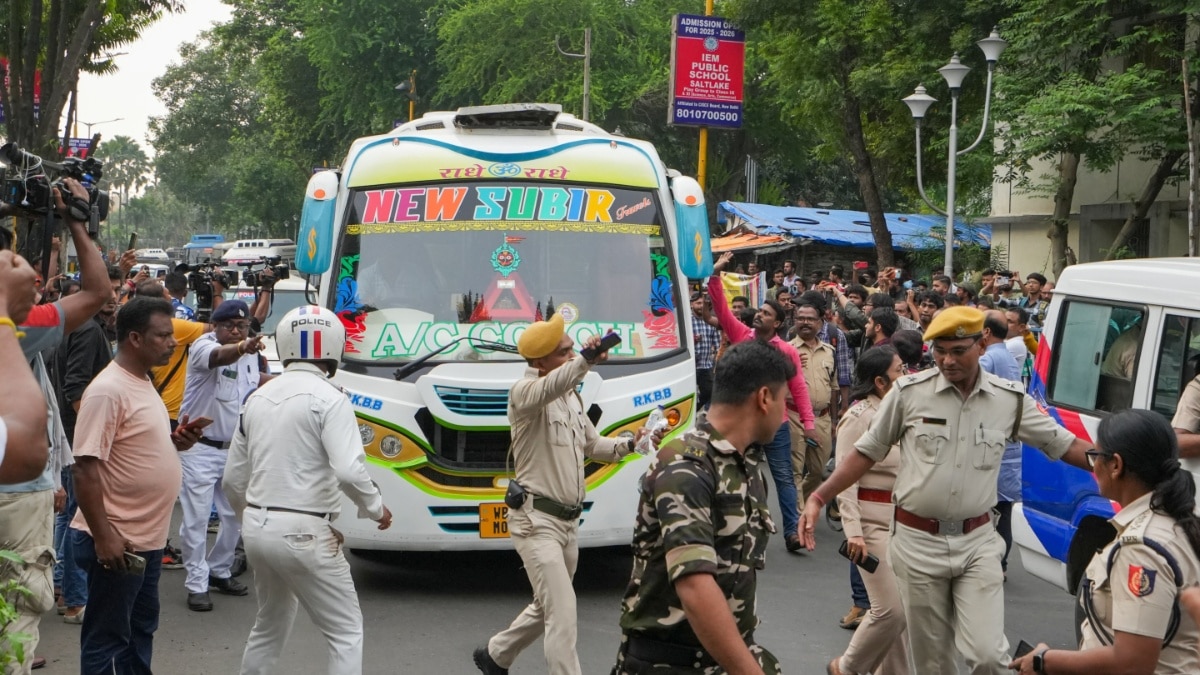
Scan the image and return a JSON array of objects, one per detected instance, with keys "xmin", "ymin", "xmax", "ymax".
[
  {"xmin": 835, "ymin": 396, "xmax": 900, "ymax": 540},
  {"xmin": 856, "ymin": 368, "xmax": 1076, "ymax": 520},
  {"xmin": 508, "ymin": 355, "xmax": 627, "ymax": 506},
  {"xmin": 790, "ymin": 337, "xmax": 836, "ymax": 413},
  {"xmin": 1171, "ymin": 377, "xmax": 1200, "ymax": 432},
  {"xmin": 1080, "ymin": 493, "xmax": 1200, "ymax": 674}
]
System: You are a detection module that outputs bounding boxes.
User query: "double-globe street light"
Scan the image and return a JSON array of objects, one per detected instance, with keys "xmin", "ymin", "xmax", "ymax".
[{"xmin": 902, "ymin": 28, "xmax": 1007, "ymax": 278}]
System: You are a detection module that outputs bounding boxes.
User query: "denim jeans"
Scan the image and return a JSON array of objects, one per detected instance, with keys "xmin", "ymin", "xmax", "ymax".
[
  {"xmin": 72, "ymin": 530, "xmax": 163, "ymax": 675},
  {"xmin": 53, "ymin": 468, "xmax": 88, "ymax": 608},
  {"xmin": 850, "ymin": 562, "xmax": 870, "ymax": 609},
  {"xmin": 761, "ymin": 421, "xmax": 798, "ymax": 539}
]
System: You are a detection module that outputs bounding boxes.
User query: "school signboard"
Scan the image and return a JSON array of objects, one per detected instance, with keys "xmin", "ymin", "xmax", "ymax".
[{"xmin": 668, "ymin": 14, "xmax": 745, "ymax": 129}]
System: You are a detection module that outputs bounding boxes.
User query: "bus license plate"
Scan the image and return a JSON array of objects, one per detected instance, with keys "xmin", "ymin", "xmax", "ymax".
[{"xmin": 479, "ymin": 503, "xmax": 510, "ymax": 538}]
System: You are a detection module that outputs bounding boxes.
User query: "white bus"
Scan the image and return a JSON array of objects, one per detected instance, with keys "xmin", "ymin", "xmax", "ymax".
[
  {"xmin": 223, "ymin": 238, "xmax": 297, "ymax": 266},
  {"xmin": 294, "ymin": 103, "xmax": 713, "ymax": 551}
]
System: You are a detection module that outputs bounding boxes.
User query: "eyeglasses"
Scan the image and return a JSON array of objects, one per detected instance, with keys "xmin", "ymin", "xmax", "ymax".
[
  {"xmin": 1085, "ymin": 450, "xmax": 1111, "ymax": 468},
  {"xmin": 217, "ymin": 322, "xmax": 250, "ymax": 333}
]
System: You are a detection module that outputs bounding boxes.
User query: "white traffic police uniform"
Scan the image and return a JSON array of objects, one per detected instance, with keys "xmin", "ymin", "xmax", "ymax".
[
  {"xmin": 223, "ymin": 305, "xmax": 386, "ymax": 675},
  {"xmin": 178, "ymin": 319, "xmax": 262, "ymax": 597}
]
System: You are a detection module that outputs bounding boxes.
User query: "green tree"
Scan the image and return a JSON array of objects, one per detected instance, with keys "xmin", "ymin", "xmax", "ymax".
[
  {"xmin": 1, "ymin": 0, "xmax": 181, "ymax": 153},
  {"xmin": 995, "ymin": 0, "xmax": 1194, "ymax": 274},
  {"xmin": 727, "ymin": 0, "xmax": 1004, "ymax": 271},
  {"xmin": 97, "ymin": 135, "xmax": 151, "ymax": 195}
]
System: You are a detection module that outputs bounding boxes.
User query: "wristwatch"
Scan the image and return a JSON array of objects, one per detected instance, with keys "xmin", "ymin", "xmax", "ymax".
[{"xmin": 1032, "ymin": 648, "xmax": 1049, "ymax": 674}]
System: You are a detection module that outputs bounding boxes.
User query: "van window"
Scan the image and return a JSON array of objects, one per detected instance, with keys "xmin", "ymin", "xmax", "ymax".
[
  {"xmin": 1151, "ymin": 315, "xmax": 1200, "ymax": 419},
  {"xmin": 1048, "ymin": 301, "xmax": 1145, "ymax": 413}
]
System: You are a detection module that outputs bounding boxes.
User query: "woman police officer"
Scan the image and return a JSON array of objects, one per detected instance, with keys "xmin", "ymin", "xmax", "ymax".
[
  {"xmin": 827, "ymin": 346, "xmax": 910, "ymax": 675},
  {"xmin": 1010, "ymin": 409, "xmax": 1200, "ymax": 675}
]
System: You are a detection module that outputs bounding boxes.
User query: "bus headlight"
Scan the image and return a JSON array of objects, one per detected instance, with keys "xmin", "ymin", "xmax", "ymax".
[
  {"xmin": 356, "ymin": 416, "xmax": 427, "ymax": 464},
  {"xmin": 380, "ymin": 435, "xmax": 402, "ymax": 459},
  {"xmin": 358, "ymin": 424, "xmax": 375, "ymax": 445}
]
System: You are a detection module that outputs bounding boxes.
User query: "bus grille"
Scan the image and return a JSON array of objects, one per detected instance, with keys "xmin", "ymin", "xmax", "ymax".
[{"xmin": 434, "ymin": 386, "xmax": 509, "ymax": 416}]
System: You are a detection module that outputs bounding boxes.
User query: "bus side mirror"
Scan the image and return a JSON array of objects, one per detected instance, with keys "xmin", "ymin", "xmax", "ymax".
[
  {"xmin": 670, "ymin": 175, "xmax": 713, "ymax": 279},
  {"xmin": 296, "ymin": 170, "xmax": 339, "ymax": 276}
]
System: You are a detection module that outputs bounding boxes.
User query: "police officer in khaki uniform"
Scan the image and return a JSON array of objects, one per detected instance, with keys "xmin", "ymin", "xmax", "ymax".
[
  {"xmin": 1171, "ymin": 373, "xmax": 1200, "ymax": 457},
  {"xmin": 788, "ymin": 301, "xmax": 838, "ymax": 504},
  {"xmin": 474, "ymin": 314, "xmax": 649, "ymax": 675},
  {"xmin": 798, "ymin": 306, "xmax": 1095, "ymax": 675},
  {"xmin": 1010, "ymin": 409, "xmax": 1200, "ymax": 675}
]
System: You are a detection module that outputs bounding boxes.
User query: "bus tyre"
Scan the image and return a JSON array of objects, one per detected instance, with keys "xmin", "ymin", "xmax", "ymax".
[{"xmin": 1074, "ymin": 575, "xmax": 1087, "ymax": 645}]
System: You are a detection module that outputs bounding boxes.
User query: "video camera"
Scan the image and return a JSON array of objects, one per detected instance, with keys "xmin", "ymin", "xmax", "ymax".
[
  {"xmin": 240, "ymin": 255, "xmax": 290, "ymax": 288},
  {"xmin": 180, "ymin": 260, "xmax": 238, "ymax": 315},
  {"xmin": 0, "ymin": 142, "xmax": 109, "ymax": 235}
]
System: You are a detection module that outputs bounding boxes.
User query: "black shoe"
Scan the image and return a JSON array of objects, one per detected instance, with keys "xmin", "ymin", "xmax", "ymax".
[
  {"xmin": 209, "ymin": 575, "xmax": 249, "ymax": 596},
  {"xmin": 473, "ymin": 646, "xmax": 508, "ymax": 675},
  {"xmin": 187, "ymin": 591, "xmax": 213, "ymax": 611},
  {"xmin": 230, "ymin": 554, "xmax": 248, "ymax": 578},
  {"xmin": 785, "ymin": 534, "xmax": 803, "ymax": 553}
]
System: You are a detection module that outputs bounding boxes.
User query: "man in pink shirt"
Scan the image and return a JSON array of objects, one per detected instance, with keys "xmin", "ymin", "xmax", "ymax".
[
  {"xmin": 709, "ymin": 252, "xmax": 816, "ymax": 551},
  {"xmin": 70, "ymin": 297, "xmax": 203, "ymax": 673}
]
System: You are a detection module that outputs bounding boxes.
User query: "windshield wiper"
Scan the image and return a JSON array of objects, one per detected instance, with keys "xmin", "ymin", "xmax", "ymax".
[{"xmin": 393, "ymin": 336, "xmax": 519, "ymax": 380}]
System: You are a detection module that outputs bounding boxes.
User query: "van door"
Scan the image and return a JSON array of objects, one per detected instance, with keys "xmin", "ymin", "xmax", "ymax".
[
  {"xmin": 1150, "ymin": 314, "xmax": 1200, "ymax": 459},
  {"xmin": 1018, "ymin": 298, "xmax": 1149, "ymax": 591}
]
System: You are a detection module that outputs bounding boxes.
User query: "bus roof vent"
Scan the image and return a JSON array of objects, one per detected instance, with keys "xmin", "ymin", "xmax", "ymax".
[
  {"xmin": 554, "ymin": 122, "xmax": 585, "ymax": 132},
  {"xmin": 454, "ymin": 103, "xmax": 562, "ymax": 130},
  {"xmin": 414, "ymin": 120, "xmax": 447, "ymax": 131}
]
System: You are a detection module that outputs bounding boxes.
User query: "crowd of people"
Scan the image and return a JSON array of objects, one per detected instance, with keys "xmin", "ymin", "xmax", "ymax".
[
  {"xmin": 4, "ymin": 189, "xmax": 1200, "ymax": 675},
  {"xmin": 0, "ymin": 183, "xmax": 363, "ymax": 675}
]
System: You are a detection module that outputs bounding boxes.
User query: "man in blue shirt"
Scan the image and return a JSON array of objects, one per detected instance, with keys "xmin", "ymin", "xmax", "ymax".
[
  {"xmin": 690, "ymin": 291, "xmax": 721, "ymax": 408},
  {"xmin": 979, "ymin": 310, "xmax": 1023, "ymax": 577},
  {"xmin": 165, "ymin": 272, "xmax": 196, "ymax": 321}
]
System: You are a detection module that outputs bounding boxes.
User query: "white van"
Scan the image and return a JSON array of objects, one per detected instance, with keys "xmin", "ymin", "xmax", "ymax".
[
  {"xmin": 222, "ymin": 239, "xmax": 296, "ymax": 266},
  {"xmin": 1014, "ymin": 258, "xmax": 1200, "ymax": 608},
  {"xmin": 135, "ymin": 248, "xmax": 170, "ymax": 263}
]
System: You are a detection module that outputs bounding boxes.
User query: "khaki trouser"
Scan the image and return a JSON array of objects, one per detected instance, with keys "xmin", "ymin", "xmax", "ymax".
[
  {"xmin": 488, "ymin": 505, "xmax": 581, "ymax": 675},
  {"xmin": 889, "ymin": 518, "xmax": 1009, "ymax": 675},
  {"xmin": 0, "ymin": 489, "xmax": 56, "ymax": 675},
  {"xmin": 788, "ymin": 410, "xmax": 832, "ymax": 504},
  {"xmin": 839, "ymin": 502, "xmax": 909, "ymax": 675}
]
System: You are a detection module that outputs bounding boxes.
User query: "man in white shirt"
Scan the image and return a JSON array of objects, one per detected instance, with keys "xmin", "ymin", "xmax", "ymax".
[
  {"xmin": 224, "ymin": 305, "xmax": 391, "ymax": 675},
  {"xmin": 177, "ymin": 300, "xmax": 269, "ymax": 611},
  {"xmin": 1004, "ymin": 307, "xmax": 1031, "ymax": 374}
]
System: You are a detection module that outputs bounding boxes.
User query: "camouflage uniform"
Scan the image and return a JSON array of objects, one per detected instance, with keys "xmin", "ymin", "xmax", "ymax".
[{"xmin": 612, "ymin": 414, "xmax": 781, "ymax": 675}]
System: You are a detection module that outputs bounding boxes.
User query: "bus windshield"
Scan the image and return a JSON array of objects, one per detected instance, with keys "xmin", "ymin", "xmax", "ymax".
[{"xmin": 332, "ymin": 181, "xmax": 684, "ymax": 363}]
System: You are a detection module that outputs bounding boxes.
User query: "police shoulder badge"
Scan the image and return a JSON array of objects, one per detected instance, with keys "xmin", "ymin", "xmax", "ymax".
[{"xmin": 1128, "ymin": 564, "xmax": 1157, "ymax": 597}]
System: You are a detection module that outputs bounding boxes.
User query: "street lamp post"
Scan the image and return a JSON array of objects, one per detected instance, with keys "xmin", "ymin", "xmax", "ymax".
[
  {"xmin": 77, "ymin": 117, "xmax": 123, "ymax": 138},
  {"xmin": 903, "ymin": 28, "xmax": 1007, "ymax": 278}
]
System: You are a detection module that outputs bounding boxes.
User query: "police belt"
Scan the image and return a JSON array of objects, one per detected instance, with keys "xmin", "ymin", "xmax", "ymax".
[
  {"xmin": 894, "ymin": 505, "xmax": 989, "ymax": 536},
  {"xmin": 199, "ymin": 437, "xmax": 231, "ymax": 450},
  {"xmin": 857, "ymin": 488, "xmax": 893, "ymax": 504},
  {"xmin": 625, "ymin": 633, "xmax": 739, "ymax": 669},
  {"xmin": 531, "ymin": 496, "xmax": 582, "ymax": 521}
]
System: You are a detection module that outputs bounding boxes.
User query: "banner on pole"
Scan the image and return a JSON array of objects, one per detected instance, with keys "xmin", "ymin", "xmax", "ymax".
[{"xmin": 668, "ymin": 14, "xmax": 745, "ymax": 129}]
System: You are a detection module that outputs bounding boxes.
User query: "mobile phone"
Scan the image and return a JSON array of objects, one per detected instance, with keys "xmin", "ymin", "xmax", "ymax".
[
  {"xmin": 580, "ymin": 331, "xmax": 622, "ymax": 361},
  {"xmin": 182, "ymin": 416, "xmax": 214, "ymax": 433},
  {"xmin": 123, "ymin": 551, "xmax": 146, "ymax": 575},
  {"xmin": 127, "ymin": 232, "xmax": 138, "ymax": 251},
  {"xmin": 1013, "ymin": 640, "xmax": 1036, "ymax": 659},
  {"xmin": 838, "ymin": 539, "xmax": 880, "ymax": 573}
]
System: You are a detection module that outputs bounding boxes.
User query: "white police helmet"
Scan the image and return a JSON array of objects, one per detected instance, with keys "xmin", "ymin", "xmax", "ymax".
[{"xmin": 274, "ymin": 305, "xmax": 346, "ymax": 376}]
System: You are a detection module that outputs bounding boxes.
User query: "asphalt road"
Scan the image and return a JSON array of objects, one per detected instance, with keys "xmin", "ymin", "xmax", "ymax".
[{"xmin": 34, "ymin": 503, "xmax": 1078, "ymax": 674}]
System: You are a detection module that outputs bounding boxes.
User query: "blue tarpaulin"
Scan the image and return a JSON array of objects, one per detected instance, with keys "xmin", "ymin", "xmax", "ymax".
[{"xmin": 718, "ymin": 201, "xmax": 990, "ymax": 250}]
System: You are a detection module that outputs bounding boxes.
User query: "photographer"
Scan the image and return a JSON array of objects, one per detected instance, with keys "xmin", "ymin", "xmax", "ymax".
[{"xmin": 1, "ymin": 177, "xmax": 112, "ymax": 673}]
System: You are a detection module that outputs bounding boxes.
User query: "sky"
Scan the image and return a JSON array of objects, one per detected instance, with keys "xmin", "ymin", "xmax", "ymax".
[{"xmin": 75, "ymin": 2, "xmax": 234, "ymax": 155}]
